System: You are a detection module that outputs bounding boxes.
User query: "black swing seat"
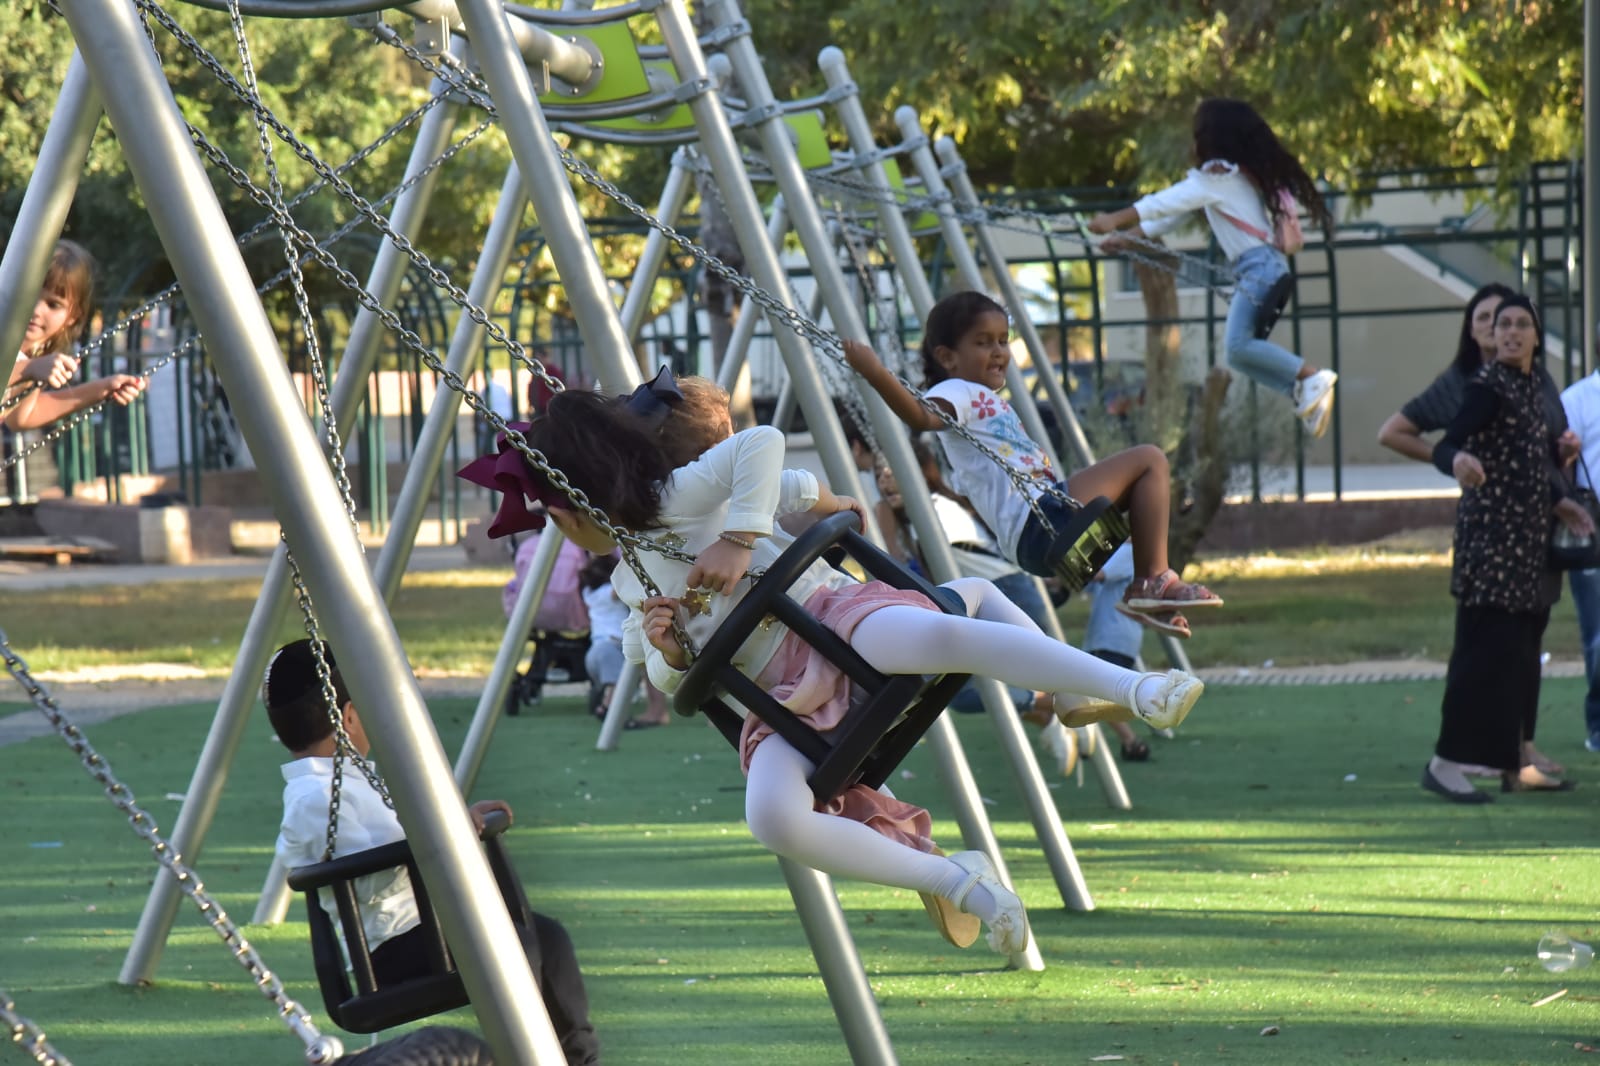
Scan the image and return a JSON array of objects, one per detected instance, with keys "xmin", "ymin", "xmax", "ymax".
[
  {"xmin": 286, "ymin": 809, "xmax": 532, "ymax": 1035},
  {"xmin": 672, "ymin": 511, "xmax": 972, "ymax": 804},
  {"xmin": 1252, "ymin": 271, "xmax": 1295, "ymax": 340},
  {"xmin": 1040, "ymin": 494, "xmax": 1132, "ymax": 595}
]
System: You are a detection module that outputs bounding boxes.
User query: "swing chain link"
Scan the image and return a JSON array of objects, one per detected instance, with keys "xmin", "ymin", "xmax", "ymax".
[
  {"xmin": 0, "ymin": 989, "xmax": 68, "ymax": 1066},
  {"xmin": 283, "ymin": 544, "xmax": 395, "ymax": 858},
  {"xmin": 805, "ymin": 166, "xmax": 1247, "ymax": 300},
  {"xmin": 146, "ymin": 4, "xmax": 757, "ymax": 652},
  {"xmin": 385, "ymin": 39, "xmax": 1087, "ymax": 534},
  {"xmin": 0, "ymin": 347, "xmax": 188, "ymax": 473},
  {"xmin": 0, "ymin": 634, "xmax": 343, "ymax": 1066},
  {"xmin": 228, "ymin": 0, "xmax": 362, "ymax": 538}
]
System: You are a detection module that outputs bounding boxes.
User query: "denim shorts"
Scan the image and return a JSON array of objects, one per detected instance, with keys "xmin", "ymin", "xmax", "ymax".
[{"xmin": 1012, "ymin": 485, "xmax": 1079, "ymax": 578}]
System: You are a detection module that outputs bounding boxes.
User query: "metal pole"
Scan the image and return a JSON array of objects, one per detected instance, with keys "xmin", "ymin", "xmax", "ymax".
[
  {"xmin": 619, "ymin": 146, "xmax": 695, "ymax": 344},
  {"xmin": 122, "ymin": 58, "xmax": 465, "ymax": 981},
  {"xmin": 64, "ymin": 9, "xmax": 560, "ymax": 1061},
  {"xmin": 780, "ymin": 858, "xmax": 898, "ymax": 1066},
  {"xmin": 455, "ymin": 526, "xmax": 567, "ymax": 791},
  {"xmin": 593, "ymin": 656, "xmax": 639, "ymax": 750},
  {"xmin": 375, "ymin": 161, "xmax": 525, "ymax": 602},
  {"xmin": 892, "ymin": 106, "xmax": 1063, "ymax": 475},
  {"xmin": 0, "ymin": 52, "xmax": 100, "ymax": 390},
  {"xmin": 715, "ymin": 194, "xmax": 790, "ymax": 393},
  {"xmin": 453, "ymin": 0, "xmax": 640, "ymax": 390},
  {"xmin": 936, "ymin": 136, "xmax": 1093, "ymax": 469},
  {"xmin": 712, "ymin": 0, "xmax": 1079, "ymax": 933},
  {"xmin": 1586, "ymin": 0, "xmax": 1599, "ymax": 372}
]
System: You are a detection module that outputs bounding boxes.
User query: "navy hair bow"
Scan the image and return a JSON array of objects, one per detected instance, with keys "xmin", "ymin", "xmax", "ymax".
[{"xmin": 623, "ymin": 366, "xmax": 683, "ymax": 430}]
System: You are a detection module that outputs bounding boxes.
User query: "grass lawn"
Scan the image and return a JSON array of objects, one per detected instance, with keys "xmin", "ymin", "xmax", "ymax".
[
  {"xmin": 0, "ymin": 537, "xmax": 1586, "ymax": 678},
  {"xmin": 2, "ymin": 681, "xmax": 1598, "ymax": 1065}
]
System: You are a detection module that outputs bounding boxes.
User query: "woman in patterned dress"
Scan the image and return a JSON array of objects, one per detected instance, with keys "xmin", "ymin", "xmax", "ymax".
[{"xmin": 1423, "ymin": 295, "xmax": 1594, "ymax": 802}]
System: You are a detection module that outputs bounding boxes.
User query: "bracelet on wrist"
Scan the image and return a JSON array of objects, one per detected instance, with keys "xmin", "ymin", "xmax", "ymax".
[{"xmin": 718, "ymin": 532, "xmax": 755, "ymax": 550}]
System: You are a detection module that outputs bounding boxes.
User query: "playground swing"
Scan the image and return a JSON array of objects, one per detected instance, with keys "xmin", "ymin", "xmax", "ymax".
[
  {"xmin": 286, "ymin": 807, "xmax": 535, "ymax": 1035},
  {"xmin": 672, "ymin": 511, "xmax": 972, "ymax": 803},
  {"xmin": 823, "ymin": 197, "xmax": 1132, "ymax": 596}
]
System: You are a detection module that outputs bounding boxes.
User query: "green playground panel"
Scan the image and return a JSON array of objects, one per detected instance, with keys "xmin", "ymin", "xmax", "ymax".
[
  {"xmin": 537, "ymin": 21, "xmax": 695, "ymax": 132},
  {"xmin": 880, "ymin": 157, "xmax": 943, "ymax": 234}
]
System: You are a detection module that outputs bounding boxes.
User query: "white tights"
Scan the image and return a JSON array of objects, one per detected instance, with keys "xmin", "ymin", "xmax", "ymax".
[
  {"xmin": 851, "ymin": 577, "xmax": 1145, "ymax": 706},
  {"xmin": 742, "ymin": 577, "xmax": 1149, "ymax": 908}
]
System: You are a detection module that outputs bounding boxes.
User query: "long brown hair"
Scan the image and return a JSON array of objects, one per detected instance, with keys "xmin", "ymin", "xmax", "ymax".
[
  {"xmin": 519, "ymin": 389, "xmax": 674, "ymax": 531},
  {"xmin": 1192, "ymin": 98, "xmax": 1332, "ymax": 237},
  {"xmin": 35, "ymin": 239, "xmax": 96, "ymax": 356}
]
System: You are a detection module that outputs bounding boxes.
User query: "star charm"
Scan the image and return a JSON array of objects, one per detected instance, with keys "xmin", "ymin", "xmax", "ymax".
[{"xmin": 680, "ymin": 586, "xmax": 714, "ymax": 617}]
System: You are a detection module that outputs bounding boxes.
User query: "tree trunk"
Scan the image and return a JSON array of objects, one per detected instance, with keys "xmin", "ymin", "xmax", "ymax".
[{"xmin": 1132, "ymin": 246, "xmax": 1231, "ymax": 574}]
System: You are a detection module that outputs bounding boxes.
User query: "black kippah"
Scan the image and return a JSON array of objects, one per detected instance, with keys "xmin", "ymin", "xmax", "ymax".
[{"xmin": 262, "ymin": 638, "xmax": 337, "ymax": 711}]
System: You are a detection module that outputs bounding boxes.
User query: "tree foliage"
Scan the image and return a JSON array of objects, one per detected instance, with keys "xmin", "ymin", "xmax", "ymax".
[{"xmin": 744, "ymin": 0, "xmax": 1581, "ymax": 195}]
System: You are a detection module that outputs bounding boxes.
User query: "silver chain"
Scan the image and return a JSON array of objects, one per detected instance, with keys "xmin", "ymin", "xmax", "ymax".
[
  {"xmin": 0, "ymin": 989, "xmax": 68, "ymax": 1066},
  {"xmin": 228, "ymin": 0, "xmax": 387, "ymax": 847},
  {"xmin": 142, "ymin": 3, "xmax": 751, "ymax": 657},
  {"xmin": 0, "ymin": 346, "xmax": 188, "ymax": 472},
  {"xmin": 0, "ymin": 633, "xmax": 344, "ymax": 1066},
  {"xmin": 805, "ymin": 165, "xmax": 1248, "ymax": 301}
]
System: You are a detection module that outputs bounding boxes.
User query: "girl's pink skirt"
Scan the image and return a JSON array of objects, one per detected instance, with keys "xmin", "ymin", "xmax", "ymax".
[{"xmin": 740, "ymin": 581, "xmax": 941, "ymax": 852}]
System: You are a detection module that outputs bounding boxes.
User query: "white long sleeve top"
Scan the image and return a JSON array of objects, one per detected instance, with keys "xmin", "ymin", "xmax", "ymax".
[
  {"xmin": 276, "ymin": 757, "xmax": 420, "ymax": 952},
  {"xmin": 1133, "ymin": 160, "xmax": 1275, "ymax": 263},
  {"xmin": 611, "ymin": 426, "xmax": 847, "ymax": 695}
]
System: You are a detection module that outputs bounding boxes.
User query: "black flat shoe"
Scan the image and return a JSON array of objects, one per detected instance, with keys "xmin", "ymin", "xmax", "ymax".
[
  {"xmin": 1503, "ymin": 772, "xmax": 1578, "ymax": 793},
  {"xmin": 1422, "ymin": 765, "xmax": 1494, "ymax": 804}
]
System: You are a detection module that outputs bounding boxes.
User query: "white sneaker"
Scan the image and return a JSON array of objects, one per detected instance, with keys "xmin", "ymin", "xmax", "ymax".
[
  {"xmin": 1292, "ymin": 369, "xmax": 1337, "ymax": 438},
  {"xmin": 950, "ymin": 850, "xmax": 1031, "ymax": 956},
  {"xmin": 1134, "ymin": 670, "xmax": 1205, "ymax": 731},
  {"xmin": 1037, "ymin": 717, "xmax": 1079, "ymax": 777}
]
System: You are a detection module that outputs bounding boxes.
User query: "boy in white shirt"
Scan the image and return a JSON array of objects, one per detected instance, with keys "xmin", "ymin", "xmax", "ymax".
[{"xmin": 266, "ymin": 639, "xmax": 599, "ymax": 1064}]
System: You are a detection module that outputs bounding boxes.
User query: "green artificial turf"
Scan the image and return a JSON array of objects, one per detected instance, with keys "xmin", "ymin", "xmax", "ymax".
[{"xmin": 2, "ymin": 684, "xmax": 1597, "ymax": 1065}]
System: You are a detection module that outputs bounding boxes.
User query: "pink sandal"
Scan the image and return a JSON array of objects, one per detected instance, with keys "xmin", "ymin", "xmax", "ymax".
[
  {"xmin": 1123, "ymin": 569, "xmax": 1223, "ymax": 611},
  {"xmin": 1114, "ymin": 604, "xmax": 1192, "ymax": 638}
]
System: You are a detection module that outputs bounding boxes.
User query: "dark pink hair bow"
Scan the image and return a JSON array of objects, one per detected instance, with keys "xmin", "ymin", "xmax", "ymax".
[{"xmin": 457, "ymin": 424, "xmax": 562, "ymax": 538}]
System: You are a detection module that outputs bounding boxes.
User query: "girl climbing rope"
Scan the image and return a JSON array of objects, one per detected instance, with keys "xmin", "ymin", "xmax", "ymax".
[
  {"xmin": 461, "ymin": 386, "xmax": 1206, "ymax": 955},
  {"xmin": 1086, "ymin": 97, "xmax": 1337, "ymax": 437},
  {"xmin": 844, "ymin": 290, "xmax": 1222, "ymax": 638}
]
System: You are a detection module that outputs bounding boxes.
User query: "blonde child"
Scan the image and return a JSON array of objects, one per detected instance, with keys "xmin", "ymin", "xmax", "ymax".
[
  {"xmin": 1086, "ymin": 97, "xmax": 1337, "ymax": 437},
  {"xmin": 844, "ymin": 290, "xmax": 1221, "ymax": 638},
  {"xmin": 461, "ymin": 386, "xmax": 1206, "ymax": 955}
]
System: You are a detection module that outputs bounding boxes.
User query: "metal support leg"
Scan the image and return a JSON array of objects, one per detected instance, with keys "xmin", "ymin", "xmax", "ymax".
[
  {"xmin": 595, "ymin": 657, "xmax": 642, "ymax": 752},
  {"xmin": 122, "ymin": 61, "xmax": 463, "ymax": 981},
  {"xmin": 454, "ymin": 526, "xmax": 568, "ymax": 792},
  {"xmin": 779, "ymin": 858, "xmax": 899, "ymax": 1066},
  {"xmin": 0, "ymin": 52, "xmax": 99, "ymax": 391},
  {"xmin": 64, "ymin": 4, "xmax": 561, "ymax": 1060}
]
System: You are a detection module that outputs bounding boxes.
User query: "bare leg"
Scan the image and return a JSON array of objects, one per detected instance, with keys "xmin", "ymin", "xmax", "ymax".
[{"xmin": 1065, "ymin": 444, "xmax": 1170, "ymax": 578}]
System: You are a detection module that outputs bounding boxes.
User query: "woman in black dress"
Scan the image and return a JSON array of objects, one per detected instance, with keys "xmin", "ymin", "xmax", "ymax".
[
  {"xmin": 1383, "ymin": 283, "xmax": 1577, "ymax": 778},
  {"xmin": 1423, "ymin": 295, "xmax": 1594, "ymax": 802}
]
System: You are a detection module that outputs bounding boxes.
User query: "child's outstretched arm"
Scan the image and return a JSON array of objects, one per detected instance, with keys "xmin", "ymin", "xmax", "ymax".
[{"xmin": 842, "ymin": 339, "xmax": 953, "ymax": 433}]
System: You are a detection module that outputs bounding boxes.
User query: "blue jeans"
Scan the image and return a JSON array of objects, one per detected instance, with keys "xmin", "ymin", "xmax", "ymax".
[
  {"xmin": 1569, "ymin": 567, "xmax": 1600, "ymax": 739},
  {"xmin": 1225, "ymin": 245, "xmax": 1303, "ymax": 397},
  {"xmin": 948, "ymin": 570, "xmax": 1049, "ymax": 715},
  {"xmin": 1084, "ymin": 542, "xmax": 1144, "ymax": 662},
  {"xmin": 1013, "ymin": 486, "xmax": 1080, "ymax": 578}
]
